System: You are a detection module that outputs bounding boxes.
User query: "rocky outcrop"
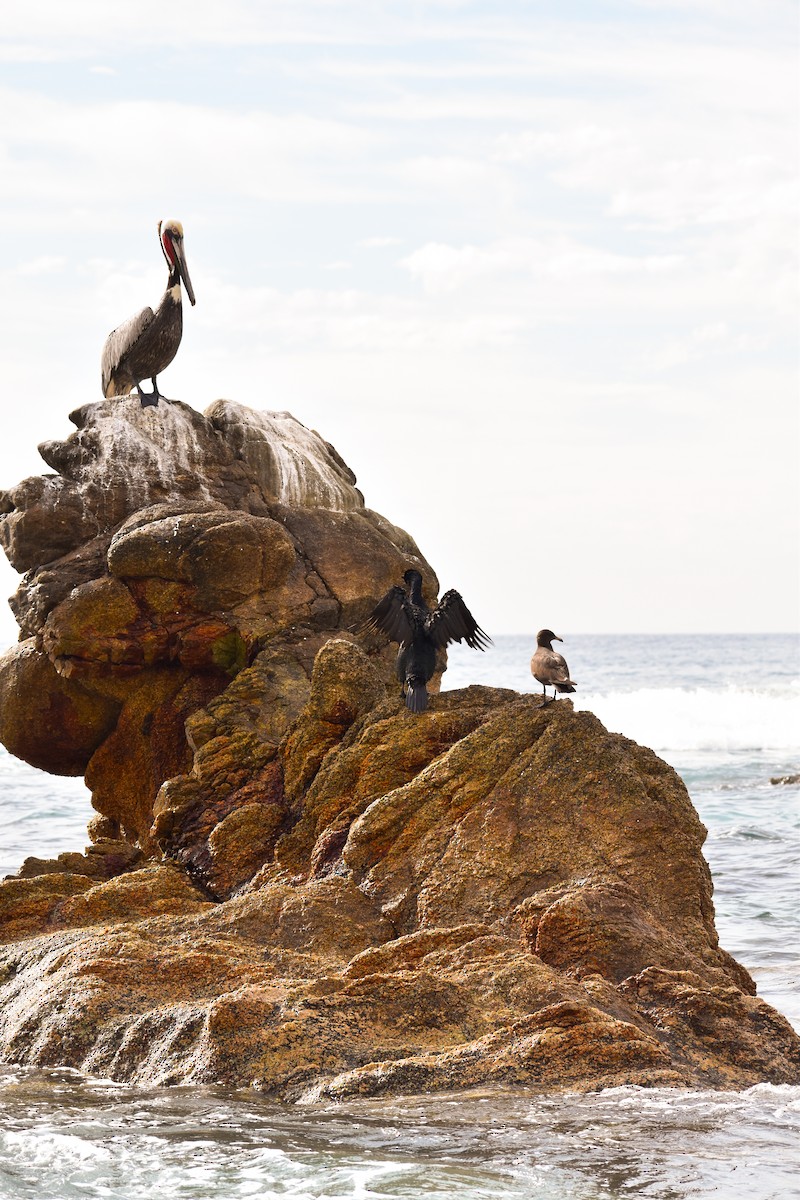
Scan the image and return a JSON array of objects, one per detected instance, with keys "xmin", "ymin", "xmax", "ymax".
[
  {"xmin": 0, "ymin": 638, "xmax": 797, "ymax": 1097},
  {"xmin": 0, "ymin": 400, "xmax": 797, "ymax": 1099},
  {"xmin": 0, "ymin": 398, "xmax": 436, "ymax": 848}
]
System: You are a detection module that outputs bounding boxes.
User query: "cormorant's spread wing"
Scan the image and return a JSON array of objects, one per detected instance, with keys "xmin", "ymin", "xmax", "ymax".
[
  {"xmin": 101, "ymin": 306, "xmax": 155, "ymax": 395},
  {"xmin": 426, "ymin": 590, "xmax": 491, "ymax": 651},
  {"xmin": 362, "ymin": 585, "xmax": 416, "ymax": 646}
]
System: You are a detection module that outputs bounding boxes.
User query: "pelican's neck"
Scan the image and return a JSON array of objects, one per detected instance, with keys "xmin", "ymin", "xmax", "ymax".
[{"xmin": 167, "ymin": 280, "xmax": 182, "ymax": 304}]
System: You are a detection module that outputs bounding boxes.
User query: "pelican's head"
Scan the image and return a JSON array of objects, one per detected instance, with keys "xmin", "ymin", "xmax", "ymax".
[{"xmin": 158, "ymin": 219, "xmax": 196, "ymax": 306}]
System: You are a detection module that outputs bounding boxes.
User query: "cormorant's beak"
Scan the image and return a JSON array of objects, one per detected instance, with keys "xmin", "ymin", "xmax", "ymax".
[
  {"xmin": 174, "ymin": 241, "xmax": 196, "ymax": 307},
  {"xmin": 554, "ymin": 635, "xmax": 563, "ymax": 642}
]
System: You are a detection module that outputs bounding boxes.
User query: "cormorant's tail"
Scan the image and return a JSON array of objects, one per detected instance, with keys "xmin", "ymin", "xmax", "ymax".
[
  {"xmin": 555, "ymin": 681, "xmax": 576, "ymax": 693},
  {"xmin": 405, "ymin": 679, "xmax": 428, "ymax": 713}
]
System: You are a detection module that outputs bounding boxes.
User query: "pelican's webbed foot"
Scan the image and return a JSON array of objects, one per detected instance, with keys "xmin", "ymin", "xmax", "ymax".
[{"xmin": 135, "ymin": 377, "xmax": 164, "ymax": 408}]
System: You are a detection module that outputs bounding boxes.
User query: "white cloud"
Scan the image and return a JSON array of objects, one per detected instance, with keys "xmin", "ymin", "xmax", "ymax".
[
  {"xmin": 0, "ymin": 0, "xmax": 795, "ymax": 634},
  {"xmin": 8, "ymin": 255, "xmax": 67, "ymax": 277},
  {"xmin": 399, "ymin": 237, "xmax": 684, "ymax": 294},
  {"xmin": 360, "ymin": 236, "xmax": 403, "ymax": 247},
  {"xmin": 0, "ymin": 43, "xmax": 61, "ymax": 63},
  {"xmin": 691, "ymin": 321, "xmax": 729, "ymax": 344},
  {"xmin": 0, "ymin": 89, "xmax": 374, "ymax": 211},
  {"xmin": 0, "ymin": 1, "xmax": 386, "ymax": 51}
]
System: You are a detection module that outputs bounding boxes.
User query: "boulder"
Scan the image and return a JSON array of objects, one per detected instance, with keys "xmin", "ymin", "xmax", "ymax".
[
  {"xmin": 0, "ymin": 399, "xmax": 434, "ymax": 842},
  {"xmin": 0, "ymin": 640, "xmax": 120, "ymax": 775}
]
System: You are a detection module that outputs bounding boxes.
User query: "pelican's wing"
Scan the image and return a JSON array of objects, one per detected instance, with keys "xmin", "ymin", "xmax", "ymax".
[
  {"xmin": 362, "ymin": 585, "xmax": 415, "ymax": 646},
  {"xmin": 426, "ymin": 590, "xmax": 492, "ymax": 651},
  {"xmin": 101, "ymin": 306, "xmax": 154, "ymax": 395}
]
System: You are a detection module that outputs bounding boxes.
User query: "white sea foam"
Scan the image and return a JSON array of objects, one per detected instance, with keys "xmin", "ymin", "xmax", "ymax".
[
  {"xmin": 0, "ymin": 1075, "xmax": 798, "ymax": 1200},
  {"xmin": 576, "ymin": 685, "xmax": 800, "ymax": 753},
  {"xmin": 0, "ymin": 1127, "xmax": 113, "ymax": 1168}
]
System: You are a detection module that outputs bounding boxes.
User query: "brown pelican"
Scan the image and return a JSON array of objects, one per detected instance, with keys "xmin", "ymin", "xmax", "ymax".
[
  {"xmin": 531, "ymin": 629, "xmax": 576, "ymax": 703},
  {"xmin": 101, "ymin": 219, "xmax": 196, "ymax": 407},
  {"xmin": 363, "ymin": 568, "xmax": 491, "ymax": 712}
]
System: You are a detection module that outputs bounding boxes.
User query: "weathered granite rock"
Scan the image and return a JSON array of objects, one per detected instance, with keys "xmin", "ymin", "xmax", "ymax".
[
  {"xmin": 14, "ymin": 839, "xmax": 142, "ymax": 883},
  {"xmin": 0, "ymin": 640, "xmax": 121, "ymax": 775},
  {"xmin": 0, "ymin": 639, "xmax": 797, "ymax": 1098},
  {"xmin": 0, "ymin": 403, "xmax": 797, "ymax": 1100},
  {"xmin": 0, "ymin": 399, "xmax": 436, "ymax": 843}
]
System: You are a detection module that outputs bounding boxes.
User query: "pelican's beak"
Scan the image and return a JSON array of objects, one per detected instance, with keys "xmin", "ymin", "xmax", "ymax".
[{"xmin": 174, "ymin": 240, "xmax": 196, "ymax": 306}]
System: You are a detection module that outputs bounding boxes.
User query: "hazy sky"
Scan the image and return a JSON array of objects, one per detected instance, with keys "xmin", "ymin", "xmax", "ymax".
[{"xmin": 0, "ymin": 0, "xmax": 797, "ymax": 637}]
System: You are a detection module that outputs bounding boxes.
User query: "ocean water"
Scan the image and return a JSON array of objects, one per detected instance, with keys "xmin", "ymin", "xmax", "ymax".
[{"xmin": 0, "ymin": 633, "xmax": 798, "ymax": 1199}]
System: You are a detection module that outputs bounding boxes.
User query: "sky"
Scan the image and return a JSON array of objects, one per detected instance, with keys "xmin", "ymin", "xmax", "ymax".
[{"xmin": 0, "ymin": 0, "xmax": 797, "ymax": 637}]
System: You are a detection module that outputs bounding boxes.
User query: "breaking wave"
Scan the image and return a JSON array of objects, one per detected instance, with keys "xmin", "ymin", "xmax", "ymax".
[
  {"xmin": 1, "ymin": 1071, "xmax": 799, "ymax": 1200},
  {"xmin": 576, "ymin": 685, "xmax": 800, "ymax": 753}
]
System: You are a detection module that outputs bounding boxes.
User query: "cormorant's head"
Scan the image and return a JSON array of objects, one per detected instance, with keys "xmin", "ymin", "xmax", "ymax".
[
  {"xmin": 536, "ymin": 629, "xmax": 562, "ymax": 647},
  {"xmin": 158, "ymin": 219, "xmax": 196, "ymax": 306},
  {"xmin": 403, "ymin": 568, "xmax": 423, "ymax": 589}
]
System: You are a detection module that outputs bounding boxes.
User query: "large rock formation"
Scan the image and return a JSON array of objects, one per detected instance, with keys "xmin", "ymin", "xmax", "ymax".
[
  {"xmin": 0, "ymin": 641, "xmax": 797, "ymax": 1096},
  {"xmin": 0, "ymin": 398, "xmax": 436, "ymax": 850},
  {"xmin": 0, "ymin": 400, "xmax": 797, "ymax": 1098}
]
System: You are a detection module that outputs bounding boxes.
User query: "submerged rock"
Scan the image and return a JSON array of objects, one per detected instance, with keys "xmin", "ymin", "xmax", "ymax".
[{"xmin": 0, "ymin": 400, "xmax": 797, "ymax": 1098}]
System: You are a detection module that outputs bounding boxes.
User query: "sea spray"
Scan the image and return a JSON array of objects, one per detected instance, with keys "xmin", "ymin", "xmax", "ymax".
[{"xmin": 577, "ymin": 685, "xmax": 800, "ymax": 754}]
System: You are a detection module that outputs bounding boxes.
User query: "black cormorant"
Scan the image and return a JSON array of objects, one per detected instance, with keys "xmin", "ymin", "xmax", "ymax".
[{"xmin": 364, "ymin": 568, "xmax": 491, "ymax": 712}]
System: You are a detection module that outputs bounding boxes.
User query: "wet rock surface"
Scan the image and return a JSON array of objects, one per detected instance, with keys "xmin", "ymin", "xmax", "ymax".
[{"xmin": 0, "ymin": 401, "xmax": 797, "ymax": 1099}]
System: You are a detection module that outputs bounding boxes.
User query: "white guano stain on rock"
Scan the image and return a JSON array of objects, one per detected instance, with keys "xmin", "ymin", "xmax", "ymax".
[
  {"xmin": 206, "ymin": 401, "xmax": 363, "ymax": 512},
  {"xmin": 74, "ymin": 399, "xmax": 214, "ymax": 506}
]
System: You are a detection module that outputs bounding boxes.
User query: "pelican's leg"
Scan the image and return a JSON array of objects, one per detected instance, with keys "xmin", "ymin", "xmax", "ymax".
[
  {"xmin": 150, "ymin": 376, "xmax": 167, "ymax": 404},
  {"xmin": 134, "ymin": 378, "xmax": 160, "ymax": 408}
]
